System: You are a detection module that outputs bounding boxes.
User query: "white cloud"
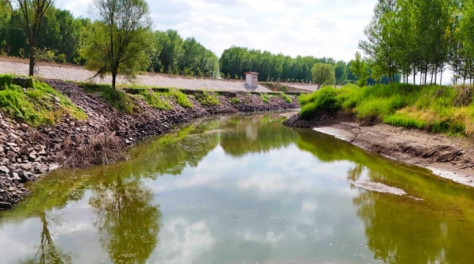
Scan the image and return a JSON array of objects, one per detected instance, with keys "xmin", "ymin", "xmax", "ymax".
[{"xmin": 56, "ymin": 0, "xmax": 376, "ymax": 61}]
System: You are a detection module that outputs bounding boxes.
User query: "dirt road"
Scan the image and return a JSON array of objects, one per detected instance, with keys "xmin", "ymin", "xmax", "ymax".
[{"xmin": 0, "ymin": 57, "xmax": 272, "ymax": 92}]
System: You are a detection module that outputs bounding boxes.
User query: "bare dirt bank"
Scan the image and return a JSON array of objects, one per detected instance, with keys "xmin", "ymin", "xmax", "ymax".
[{"xmin": 284, "ymin": 114, "xmax": 474, "ymax": 187}]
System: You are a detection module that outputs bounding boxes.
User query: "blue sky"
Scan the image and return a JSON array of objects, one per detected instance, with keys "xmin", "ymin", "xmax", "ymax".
[{"xmin": 56, "ymin": 0, "xmax": 376, "ymax": 61}]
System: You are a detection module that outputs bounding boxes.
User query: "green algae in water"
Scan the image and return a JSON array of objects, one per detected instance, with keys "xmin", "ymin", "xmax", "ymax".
[{"xmin": 1, "ymin": 113, "xmax": 474, "ymax": 263}]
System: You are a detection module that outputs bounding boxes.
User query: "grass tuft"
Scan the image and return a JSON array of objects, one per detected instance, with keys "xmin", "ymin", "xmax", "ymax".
[
  {"xmin": 137, "ymin": 89, "xmax": 172, "ymax": 110},
  {"xmin": 169, "ymin": 89, "xmax": 193, "ymax": 108},
  {"xmin": 195, "ymin": 91, "xmax": 219, "ymax": 106}
]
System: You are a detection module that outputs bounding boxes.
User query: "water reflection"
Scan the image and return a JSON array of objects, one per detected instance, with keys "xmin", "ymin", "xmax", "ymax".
[
  {"xmin": 0, "ymin": 113, "xmax": 474, "ymax": 263},
  {"xmin": 90, "ymin": 174, "xmax": 160, "ymax": 264},
  {"xmin": 296, "ymin": 129, "xmax": 474, "ymax": 263}
]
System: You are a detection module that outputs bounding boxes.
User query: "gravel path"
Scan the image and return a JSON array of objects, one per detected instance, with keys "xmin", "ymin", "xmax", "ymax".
[{"xmin": 0, "ymin": 57, "xmax": 271, "ymax": 92}]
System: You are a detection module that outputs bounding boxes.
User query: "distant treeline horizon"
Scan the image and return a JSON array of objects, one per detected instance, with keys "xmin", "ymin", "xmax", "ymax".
[
  {"xmin": 0, "ymin": 1, "xmax": 387, "ymax": 85},
  {"xmin": 0, "ymin": 0, "xmax": 402, "ymax": 84}
]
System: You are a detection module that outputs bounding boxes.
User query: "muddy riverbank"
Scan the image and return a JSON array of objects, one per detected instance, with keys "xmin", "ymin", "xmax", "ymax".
[
  {"xmin": 0, "ymin": 79, "xmax": 298, "ymax": 208},
  {"xmin": 284, "ymin": 114, "xmax": 474, "ymax": 187}
]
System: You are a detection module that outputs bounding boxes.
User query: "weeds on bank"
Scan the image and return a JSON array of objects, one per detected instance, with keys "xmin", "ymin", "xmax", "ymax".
[
  {"xmin": 169, "ymin": 89, "xmax": 193, "ymax": 108},
  {"xmin": 261, "ymin": 94, "xmax": 270, "ymax": 103},
  {"xmin": 137, "ymin": 89, "xmax": 172, "ymax": 110},
  {"xmin": 299, "ymin": 83, "xmax": 474, "ymax": 136},
  {"xmin": 195, "ymin": 91, "xmax": 219, "ymax": 106},
  {"xmin": 82, "ymin": 83, "xmax": 140, "ymax": 114},
  {"xmin": 0, "ymin": 75, "xmax": 87, "ymax": 126},
  {"xmin": 230, "ymin": 97, "xmax": 240, "ymax": 104}
]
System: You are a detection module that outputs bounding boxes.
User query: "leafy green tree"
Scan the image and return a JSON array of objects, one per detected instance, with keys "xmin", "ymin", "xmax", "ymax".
[
  {"xmin": 350, "ymin": 52, "xmax": 370, "ymax": 87},
  {"xmin": 334, "ymin": 61, "xmax": 347, "ymax": 84},
  {"xmin": 15, "ymin": 0, "xmax": 55, "ymax": 76},
  {"xmin": 311, "ymin": 63, "xmax": 336, "ymax": 89},
  {"xmin": 81, "ymin": 0, "xmax": 152, "ymax": 89},
  {"xmin": 0, "ymin": 0, "xmax": 12, "ymax": 53}
]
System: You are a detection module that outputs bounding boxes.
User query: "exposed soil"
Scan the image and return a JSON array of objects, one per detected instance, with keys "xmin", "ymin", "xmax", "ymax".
[
  {"xmin": 284, "ymin": 114, "xmax": 474, "ymax": 187},
  {"xmin": 0, "ymin": 79, "xmax": 298, "ymax": 209}
]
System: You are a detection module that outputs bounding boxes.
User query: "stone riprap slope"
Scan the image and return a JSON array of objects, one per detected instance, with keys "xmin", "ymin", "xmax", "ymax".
[
  {"xmin": 0, "ymin": 57, "xmax": 271, "ymax": 92},
  {"xmin": 0, "ymin": 79, "xmax": 298, "ymax": 209}
]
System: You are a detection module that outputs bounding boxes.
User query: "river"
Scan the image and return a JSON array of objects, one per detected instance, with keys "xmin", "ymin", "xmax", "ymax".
[{"xmin": 1, "ymin": 113, "xmax": 473, "ymax": 263}]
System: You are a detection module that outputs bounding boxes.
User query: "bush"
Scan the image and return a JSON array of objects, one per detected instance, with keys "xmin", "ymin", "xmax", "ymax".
[
  {"xmin": 299, "ymin": 86, "xmax": 341, "ymax": 119},
  {"xmin": 261, "ymin": 94, "xmax": 270, "ymax": 103}
]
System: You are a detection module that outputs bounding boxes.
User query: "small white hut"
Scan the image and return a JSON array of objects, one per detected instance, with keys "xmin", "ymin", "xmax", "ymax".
[{"xmin": 245, "ymin": 72, "xmax": 259, "ymax": 89}]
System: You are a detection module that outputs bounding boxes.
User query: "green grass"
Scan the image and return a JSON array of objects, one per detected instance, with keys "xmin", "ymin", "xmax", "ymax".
[
  {"xmin": 195, "ymin": 91, "xmax": 219, "ymax": 106},
  {"xmin": 299, "ymin": 86, "xmax": 341, "ymax": 119},
  {"xmin": 0, "ymin": 75, "xmax": 87, "ymax": 126},
  {"xmin": 279, "ymin": 92, "xmax": 293, "ymax": 103},
  {"xmin": 230, "ymin": 97, "xmax": 240, "ymax": 104},
  {"xmin": 82, "ymin": 83, "xmax": 140, "ymax": 114},
  {"xmin": 137, "ymin": 89, "xmax": 172, "ymax": 110},
  {"xmin": 299, "ymin": 83, "xmax": 474, "ymax": 136},
  {"xmin": 169, "ymin": 89, "xmax": 193, "ymax": 108},
  {"xmin": 383, "ymin": 113, "xmax": 427, "ymax": 129},
  {"xmin": 261, "ymin": 94, "xmax": 270, "ymax": 103}
]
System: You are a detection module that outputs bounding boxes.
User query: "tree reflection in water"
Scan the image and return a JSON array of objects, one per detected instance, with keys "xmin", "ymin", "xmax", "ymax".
[
  {"xmin": 90, "ymin": 175, "xmax": 160, "ymax": 264},
  {"xmin": 295, "ymin": 129, "xmax": 474, "ymax": 263}
]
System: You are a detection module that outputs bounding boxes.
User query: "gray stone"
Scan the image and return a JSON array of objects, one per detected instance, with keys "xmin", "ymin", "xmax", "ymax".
[
  {"xmin": 20, "ymin": 163, "xmax": 32, "ymax": 171},
  {"xmin": 49, "ymin": 164, "xmax": 60, "ymax": 171},
  {"xmin": 0, "ymin": 166, "xmax": 9, "ymax": 174},
  {"xmin": 10, "ymin": 172, "xmax": 21, "ymax": 181}
]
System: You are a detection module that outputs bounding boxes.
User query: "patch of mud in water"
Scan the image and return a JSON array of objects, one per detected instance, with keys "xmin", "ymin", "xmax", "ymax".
[{"xmin": 350, "ymin": 180, "xmax": 407, "ymax": 196}]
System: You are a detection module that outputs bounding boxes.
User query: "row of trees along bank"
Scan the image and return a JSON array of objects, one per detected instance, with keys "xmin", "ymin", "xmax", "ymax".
[
  {"xmin": 361, "ymin": 0, "xmax": 474, "ymax": 85},
  {"xmin": 0, "ymin": 0, "xmax": 397, "ymax": 89},
  {"xmin": 0, "ymin": 0, "xmax": 220, "ymax": 83}
]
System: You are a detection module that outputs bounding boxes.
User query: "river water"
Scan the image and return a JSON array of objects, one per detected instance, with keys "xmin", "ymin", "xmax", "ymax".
[{"xmin": 1, "ymin": 113, "xmax": 473, "ymax": 264}]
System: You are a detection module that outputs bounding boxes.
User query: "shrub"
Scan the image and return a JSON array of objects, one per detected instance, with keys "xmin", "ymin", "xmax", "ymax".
[
  {"xmin": 261, "ymin": 94, "xmax": 270, "ymax": 103},
  {"xmin": 299, "ymin": 86, "xmax": 341, "ymax": 119}
]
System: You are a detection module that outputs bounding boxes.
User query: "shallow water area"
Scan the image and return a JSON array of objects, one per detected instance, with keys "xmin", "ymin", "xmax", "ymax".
[{"xmin": 1, "ymin": 113, "xmax": 474, "ymax": 264}]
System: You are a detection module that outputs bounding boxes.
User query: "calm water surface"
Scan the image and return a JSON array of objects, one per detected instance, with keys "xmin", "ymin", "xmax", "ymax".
[{"xmin": 1, "ymin": 113, "xmax": 474, "ymax": 264}]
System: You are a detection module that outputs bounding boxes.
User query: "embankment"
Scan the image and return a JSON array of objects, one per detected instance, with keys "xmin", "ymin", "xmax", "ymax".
[
  {"xmin": 284, "ymin": 114, "xmax": 474, "ymax": 187},
  {"xmin": 0, "ymin": 79, "xmax": 298, "ymax": 209}
]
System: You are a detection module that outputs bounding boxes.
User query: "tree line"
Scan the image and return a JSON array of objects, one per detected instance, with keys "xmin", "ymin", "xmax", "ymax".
[
  {"xmin": 0, "ymin": 0, "xmax": 395, "ymax": 89},
  {"xmin": 0, "ymin": 0, "xmax": 219, "ymax": 81},
  {"xmin": 361, "ymin": 0, "xmax": 474, "ymax": 85}
]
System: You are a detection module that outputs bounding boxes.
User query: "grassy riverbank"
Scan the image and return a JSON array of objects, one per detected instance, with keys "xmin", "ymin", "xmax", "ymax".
[
  {"xmin": 299, "ymin": 84, "xmax": 474, "ymax": 136},
  {"xmin": 0, "ymin": 75, "xmax": 87, "ymax": 126}
]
